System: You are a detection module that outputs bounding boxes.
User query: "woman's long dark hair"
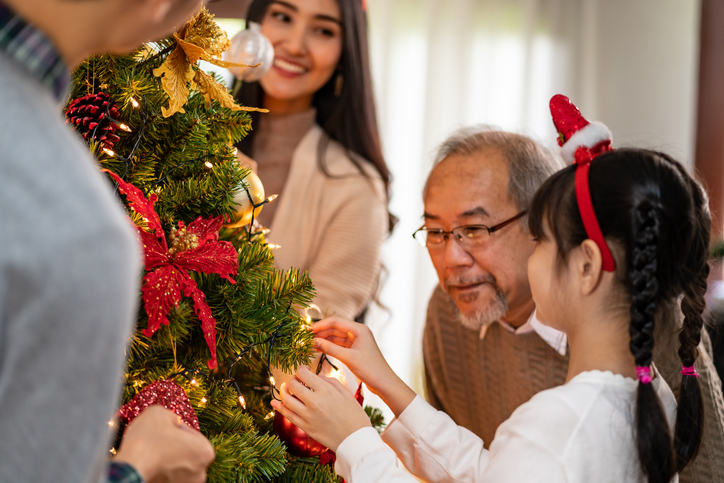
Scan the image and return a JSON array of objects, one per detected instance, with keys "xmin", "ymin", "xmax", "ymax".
[
  {"xmin": 528, "ymin": 149, "xmax": 708, "ymax": 483},
  {"xmin": 233, "ymin": 0, "xmax": 394, "ymax": 230}
]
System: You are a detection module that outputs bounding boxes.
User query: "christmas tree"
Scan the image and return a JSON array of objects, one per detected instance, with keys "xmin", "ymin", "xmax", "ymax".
[{"xmin": 65, "ymin": 8, "xmax": 382, "ymax": 483}]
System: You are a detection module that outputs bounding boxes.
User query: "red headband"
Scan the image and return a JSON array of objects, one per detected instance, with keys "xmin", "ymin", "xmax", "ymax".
[{"xmin": 550, "ymin": 95, "xmax": 615, "ymax": 272}]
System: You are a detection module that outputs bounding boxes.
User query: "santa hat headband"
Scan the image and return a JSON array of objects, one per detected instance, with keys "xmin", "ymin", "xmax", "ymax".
[{"xmin": 549, "ymin": 94, "xmax": 616, "ymax": 272}]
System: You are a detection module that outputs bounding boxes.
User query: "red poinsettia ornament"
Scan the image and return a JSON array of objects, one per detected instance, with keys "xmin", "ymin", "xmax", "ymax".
[{"xmin": 105, "ymin": 170, "xmax": 238, "ymax": 369}]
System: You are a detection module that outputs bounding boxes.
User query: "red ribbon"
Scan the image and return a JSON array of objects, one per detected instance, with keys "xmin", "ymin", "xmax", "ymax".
[{"xmin": 573, "ymin": 140, "xmax": 616, "ymax": 272}]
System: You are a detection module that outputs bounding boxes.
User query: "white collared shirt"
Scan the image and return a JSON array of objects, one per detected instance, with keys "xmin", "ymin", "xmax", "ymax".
[{"xmin": 480, "ymin": 310, "xmax": 568, "ymax": 356}]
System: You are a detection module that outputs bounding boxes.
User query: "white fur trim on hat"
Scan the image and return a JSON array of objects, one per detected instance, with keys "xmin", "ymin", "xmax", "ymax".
[{"xmin": 560, "ymin": 121, "xmax": 613, "ymax": 164}]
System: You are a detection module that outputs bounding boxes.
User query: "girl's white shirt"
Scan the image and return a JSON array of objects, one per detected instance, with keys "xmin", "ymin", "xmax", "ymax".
[{"xmin": 336, "ymin": 370, "xmax": 678, "ymax": 483}]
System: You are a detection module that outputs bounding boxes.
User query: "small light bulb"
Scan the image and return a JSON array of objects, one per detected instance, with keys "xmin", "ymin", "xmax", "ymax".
[
  {"xmin": 204, "ymin": 161, "xmax": 213, "ymax": 169},
  {"xmin": 130, "ymin": 97, "xmax": 140, "ymax": 108},
  {"xmin": 200, "ymin": 397, "xmax": 207, "ymax": 404},
  {"xmin": 103, "ymin": 148, "xmax": 115, "ymax": 157},
  {"xmin": 267, "ymin": 194, "xmax": 279, "ymax": 202},
  {"xmin": 265, "ymin": 411, "xmax": 275, "ymax": 420},
  {"xmin": 190, "ymin": 378, "xmax": 198, "ymax": 386},
  {"xmin": 269, "ymin": 376, "xmax": 276, "ymax": 387},
  {"xmin": 108, "ymin": 420, "xmax": 114, "ymax": 427},
  {"xmin": 109, "ymin": 447, "xmax": 117, "ymax": 456},
  {"xmin": 233, "ymin": 147, "xmax": 239, "ymax": 156},
  {"xmin": 238, "ymin": 395, "xmax": 247, "ymax": 409},
  {"xmin": 268, "ymin": 244, "xmax": 281, "ymax": 249},
  {"xmin": 119, "ymin": 123, "xmax": 132, "ymax": 132}
]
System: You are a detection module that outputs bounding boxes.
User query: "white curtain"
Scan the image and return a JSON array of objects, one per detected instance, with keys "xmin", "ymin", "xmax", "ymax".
[
  {"xmin": 363, "ymin": 0, "xmax": 700, "ymax": 420},
  {"xmin": 206, "ymin": 0, "xmax": 700, "ymax": 421}
]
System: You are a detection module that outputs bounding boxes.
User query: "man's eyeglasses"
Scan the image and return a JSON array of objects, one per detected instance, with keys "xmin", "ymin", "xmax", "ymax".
[{"xmin": 412, "ymin": 211, "xmax": 527, "ymax": 249}]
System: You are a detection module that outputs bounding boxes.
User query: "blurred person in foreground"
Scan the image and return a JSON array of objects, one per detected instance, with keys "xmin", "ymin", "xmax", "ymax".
[{"xmin": 0, "ymin": 1, "xmax": 216, "ymax": 482}]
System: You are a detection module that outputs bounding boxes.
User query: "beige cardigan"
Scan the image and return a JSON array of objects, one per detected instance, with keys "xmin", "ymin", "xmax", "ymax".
[{"xmin": 267, "ymin": 124, "xmax": 388, "ymax": 320}]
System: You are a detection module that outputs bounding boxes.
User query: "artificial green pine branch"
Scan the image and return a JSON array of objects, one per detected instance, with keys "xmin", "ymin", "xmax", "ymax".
[
  {"xmin": 365, "ymin": 405, "xmax": 387, "ymax": 433},
  {"xmin": 711, "ymin": 240, "xmax": 724, "ymax": 261},
  {"xmin": 271, "ymin": 456, "xmax": 341, "ymax": 483},
  {"xmin": 67, "ymin": 10, "xmax": 345, "ymax": 481}
]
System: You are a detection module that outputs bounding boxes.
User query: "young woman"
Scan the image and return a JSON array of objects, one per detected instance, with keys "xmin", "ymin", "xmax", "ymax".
[
  {"xmin": 233, "ymin": 0, "xmax": 392, "ymax": 323},
  {"xmin": 271, "ymin": 103, "xmax": 708, "ymax": 482}
]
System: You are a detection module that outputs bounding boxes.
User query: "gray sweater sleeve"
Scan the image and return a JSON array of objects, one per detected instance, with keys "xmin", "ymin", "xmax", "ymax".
[{"xmin": 0, "ymin": 54, "xmax": 142, "ymax": 483}]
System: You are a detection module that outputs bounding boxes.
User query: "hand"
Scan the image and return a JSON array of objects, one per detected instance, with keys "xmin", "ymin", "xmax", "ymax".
[
  {"xmin": 114, "ymin": 405, "xmax": 215, "ymax": 483},
  {"xmin": 311, "ymin": 316, "xmax": 388, "ymax": 393},
  {"xmin": 270, "ymin": 365, "xmax": 371, "ymax": 452},
  {"xmin": 311, "ymin": 316, "xmax": 416, "ymax": 417}
]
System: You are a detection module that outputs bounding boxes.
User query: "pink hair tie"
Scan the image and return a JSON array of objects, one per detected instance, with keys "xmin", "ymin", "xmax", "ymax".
[
  {"xmin": 681, "ymin": 365, "xmax": 699, "ymax": 378},
  {"xmin": 636, "ymin": 366, "xmax": 653, "ymax": 384}
]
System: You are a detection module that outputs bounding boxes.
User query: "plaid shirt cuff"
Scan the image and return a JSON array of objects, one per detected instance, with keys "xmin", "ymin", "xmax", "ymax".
[
  {"xmin": 107, "ymin": 461, "xmax": 144, "ymax": 483},
  {"xmin": 0, "ymin": 1, "xmax": 69, "ymax": 100}
]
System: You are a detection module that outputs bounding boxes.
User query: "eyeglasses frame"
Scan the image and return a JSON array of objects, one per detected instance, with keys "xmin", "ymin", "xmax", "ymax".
[{"xmin": 412, "ymin": 210, "xmax": 528, "ymax": 248}]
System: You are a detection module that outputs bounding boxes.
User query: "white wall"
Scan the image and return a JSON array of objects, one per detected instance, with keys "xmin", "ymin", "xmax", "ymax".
[{"xmin": 576, "ymin": 0, "xmax": 700, "ymax": 166}]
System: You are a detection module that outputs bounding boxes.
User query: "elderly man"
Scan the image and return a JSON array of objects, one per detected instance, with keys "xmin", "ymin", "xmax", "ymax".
[
  {"xmin": 419, "ymin": 126, "xmax": 724, "ymax": 482},
  {"xmin": 0, "ymin": 1, "xmax": 214, "ymax": 482}
]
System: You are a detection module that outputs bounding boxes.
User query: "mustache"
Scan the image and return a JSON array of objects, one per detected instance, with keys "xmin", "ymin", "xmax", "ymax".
[{"xmin": 444, "ymin": 274, "xmax": 497, "ymax": 290}]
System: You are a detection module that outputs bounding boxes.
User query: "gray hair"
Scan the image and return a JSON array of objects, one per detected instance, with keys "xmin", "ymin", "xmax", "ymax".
[{"xmin": 428, "ymin": 126, "xmax": 564, "ymax": 214}]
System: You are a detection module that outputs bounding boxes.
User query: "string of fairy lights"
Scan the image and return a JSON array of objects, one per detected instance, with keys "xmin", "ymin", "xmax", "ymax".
[
  {"xmin": 160, "ymin": 303, "xmax": 333, "ymax": 411},
  {"xmin": 95, "ymin": 92, "xmax": 277, "ymax": 243},
  {"xmin": 89, "ymin": 86, "xmax": 330, "ymax": 452},
  {"xmin": 109, "ymin": 311, "xmax": 332, "ymax": 454}
]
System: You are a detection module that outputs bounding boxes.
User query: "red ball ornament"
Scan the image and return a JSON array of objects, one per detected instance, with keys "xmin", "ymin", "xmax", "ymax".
[{"xmin": 273, "ymin": 411, "xmax": 326, "ymax": 457}]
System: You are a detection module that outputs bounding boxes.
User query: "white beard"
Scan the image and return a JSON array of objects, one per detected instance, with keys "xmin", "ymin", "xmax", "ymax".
[{"xmin": 455, "ymin": 289, "xmax": 508, "ymax": 331}]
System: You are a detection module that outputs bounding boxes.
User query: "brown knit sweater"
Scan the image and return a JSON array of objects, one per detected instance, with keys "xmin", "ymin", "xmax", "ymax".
[
  {"xmin": 423, "ymin": 285, "xmax": 568, "ymax": 449},
  {"xmin": 423, "ymin": 285, "xmax": 724, "ymax": 482}
]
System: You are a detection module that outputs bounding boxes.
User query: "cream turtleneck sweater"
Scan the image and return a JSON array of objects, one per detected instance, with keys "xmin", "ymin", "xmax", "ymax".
[
  {"xmin": 248, "ymin": 115, "xmax": 388, "ymax": 321},
  {"xmin": 252, "ymin": 108, "xmax": 316, "ymax": 227}
]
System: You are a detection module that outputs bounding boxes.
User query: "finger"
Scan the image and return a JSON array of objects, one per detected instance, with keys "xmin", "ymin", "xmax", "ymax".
[
  {"xmin": 294, "ymin": 365, "xmax": 331, "ymax": 394},
  {"xmin": 271, "ymin": 399, "xmax": 305, "ymax": 429},
  {"xmin": 326, "ymin": 334, "xmax": 356, "ymax": 348},
  {"xmin": 312, "ymin": 323, "xmax": 355, "ymax": 336},
  {"xmin": 320, "ymin": 375, "xmax": 352, "ymax": 396},
  {"xmin": 279, "ymin": 383, "xmax": 308, "ymax": 412},
  {"xmin": 177, "ymin": 421, "xmax": 198, "ymax": 433},
  {"xmin": 183, "ymin": 429, "xmax": 216, "ymax": 463},
  {"xmin": 312, "ymin": 327, "xmax": 354, "ymax": 341},
  {"xmin": 287, "ymin": 376, "xmax": 313, "ymax": 399},
  {"xmin": 327, "ymin": 334, "xmax": 354, "ymax": 345},
  {"xmin": 316, "ymin": 337, "xmax": 352, "ymax": 360},
  {"xmin": 311, "ymin": 316, "xmax": 357, "ymax": 334}
]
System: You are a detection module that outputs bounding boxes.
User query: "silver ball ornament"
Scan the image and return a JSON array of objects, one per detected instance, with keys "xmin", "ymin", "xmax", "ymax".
[{"xmin": 225, "ymin": 22, "xmax": 274, "ymax": 82}]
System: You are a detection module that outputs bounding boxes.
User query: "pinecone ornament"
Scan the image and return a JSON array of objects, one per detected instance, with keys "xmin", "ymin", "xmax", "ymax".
[{"xmin": 66, "ymin": 92, "xmax": 122, "ymax": 149}]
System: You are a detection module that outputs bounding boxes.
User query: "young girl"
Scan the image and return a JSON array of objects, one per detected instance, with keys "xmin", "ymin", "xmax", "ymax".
[
  {"xmin": 271, "ymin": 99, "xmax": 708, "ymax": 482},
  {"xmin": 232, "ymin": 0, "xmax": 392, "ymax": 323}
]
